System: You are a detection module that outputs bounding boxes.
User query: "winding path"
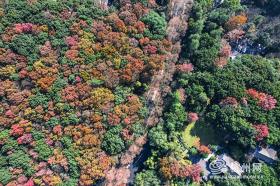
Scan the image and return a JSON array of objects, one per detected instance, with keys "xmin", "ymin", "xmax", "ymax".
[{"xmin": 103, "ymin": 1, "xmax": 193, "ymax": 185}]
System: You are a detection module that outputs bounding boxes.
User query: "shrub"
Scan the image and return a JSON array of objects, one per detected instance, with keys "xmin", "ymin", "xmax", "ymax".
[
  {"xmin": 0, "ymin": 168, "xmax": 12, "ymax": 185},
  {"xmin": 34, "ymin": 139, "xmax": 53, "ymax": 160},
  {"xmin": 8, "ymin": 150, "xmax": 34, "ymax": 176},
  {"xmin": 101, "ymin": 126, "xmax": 125, "ymax": 155},
  {"xmin": 135, "ymin": 170, "xmax": 161, "ymax": 186},
  {"xmin": 141, "ymin": 11, "xmax": 167, "ymax": 39},
  {"xmin": 9, "ymin": 34, "xmax": 38, "ymax": 56},
  {"xmin": 29, "ymin": 93, "xmax": 49, "ymax": 108}
]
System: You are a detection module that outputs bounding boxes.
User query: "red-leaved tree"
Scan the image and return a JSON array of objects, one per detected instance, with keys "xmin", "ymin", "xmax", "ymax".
[{"xmin": 254, "ymin": 124, "xmax": 269, "ymax": 141}]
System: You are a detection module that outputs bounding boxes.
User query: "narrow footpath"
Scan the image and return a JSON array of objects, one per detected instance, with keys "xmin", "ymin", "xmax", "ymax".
[{"xmin": 104, "ymin": 0, "xmax": 194, "ymax": 185}]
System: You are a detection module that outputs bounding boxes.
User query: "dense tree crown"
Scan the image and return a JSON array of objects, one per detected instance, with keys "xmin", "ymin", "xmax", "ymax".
[
  {"xmin": 0, "ymin": 0, "xmax": 279, "ymax": 185},
  {"xmin": 0, "ymin": 0, "xmax": 170, "ymax": 185},
  {"xmin": 136, "ymin": 0, "xmax": 280, "ymax": 185}
]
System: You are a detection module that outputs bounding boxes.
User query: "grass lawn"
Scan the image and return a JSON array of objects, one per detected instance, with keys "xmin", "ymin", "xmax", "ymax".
[
  {"xmin": 182, "ymin": 119, "xmax": 221, "ymax": 147},
  {"xmin": 182, "ymin": 122, "xmax": 200, "ymax": 148}
]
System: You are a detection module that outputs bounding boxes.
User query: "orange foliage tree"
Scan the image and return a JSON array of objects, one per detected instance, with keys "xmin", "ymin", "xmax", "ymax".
[{"xmin": 226, "ymin": 14, "xmax": 248, "ymax": 31}]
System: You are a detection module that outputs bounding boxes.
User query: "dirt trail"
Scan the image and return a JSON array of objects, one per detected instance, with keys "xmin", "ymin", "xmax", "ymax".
[{"xmin": 103, "ymin": 1, "xmax": 193, "ymax": 185}]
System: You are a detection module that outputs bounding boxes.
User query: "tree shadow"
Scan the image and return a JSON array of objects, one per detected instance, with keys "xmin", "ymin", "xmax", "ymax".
[{"xmin": 190, "ymin": 119, "xmax": 221, "ymax": 145}]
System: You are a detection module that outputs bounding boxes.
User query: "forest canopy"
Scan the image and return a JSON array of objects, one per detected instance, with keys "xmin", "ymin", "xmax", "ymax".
[{"xmin": 0, "ymin": 0, "xmax": 279, "ymax": 185}]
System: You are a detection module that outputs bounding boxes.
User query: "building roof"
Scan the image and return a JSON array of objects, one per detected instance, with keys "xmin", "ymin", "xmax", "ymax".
[
  {"xmin": 219, "ymin": 154, "xmax": 243, "ymax": 176},
  {"xmin": 256, "ymin": 147, "xmax": 278, "ymax": 161}
]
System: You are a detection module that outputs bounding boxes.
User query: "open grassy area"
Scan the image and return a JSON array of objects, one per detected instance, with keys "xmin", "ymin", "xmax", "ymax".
[{"xmin": 182, "ymin": 122, "xmax": 200, "ymax": 148}]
